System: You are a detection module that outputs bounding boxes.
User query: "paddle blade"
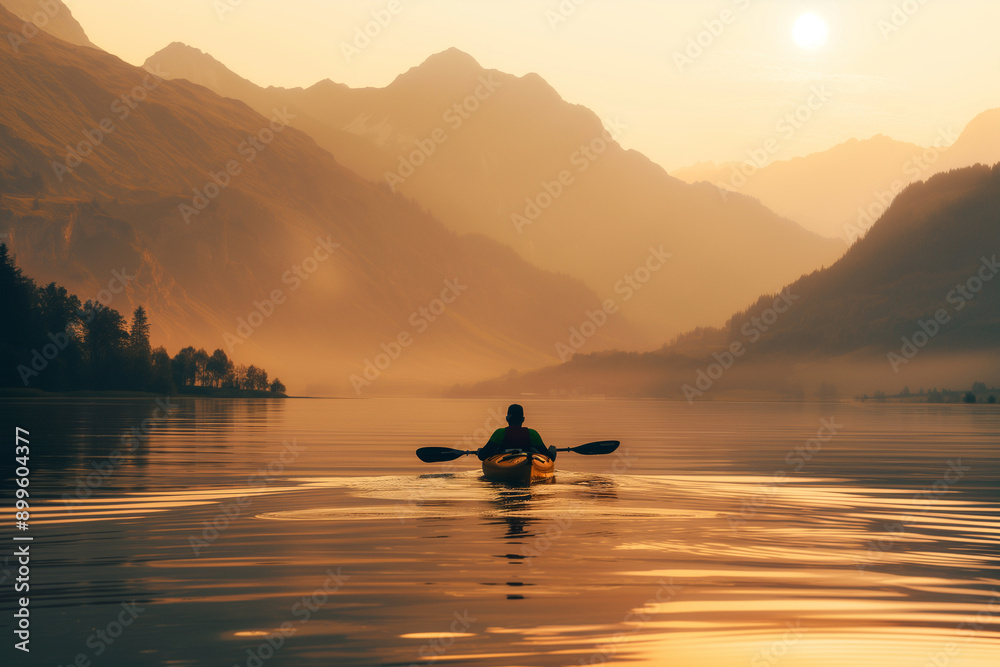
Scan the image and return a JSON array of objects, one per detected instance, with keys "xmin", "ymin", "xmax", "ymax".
[
  {"xmin": 566, "ymin": 440, "xmax": 620, "ymax": 456},
  {"xmin": 416, "ymin": 447, "xmax": 473, "ymax": 463}
]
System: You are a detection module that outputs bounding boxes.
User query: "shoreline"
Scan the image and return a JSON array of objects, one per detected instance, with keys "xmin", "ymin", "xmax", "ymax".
[{"xmin": 0, "ymin": 387, "xmax": 291, "ymax": 399}]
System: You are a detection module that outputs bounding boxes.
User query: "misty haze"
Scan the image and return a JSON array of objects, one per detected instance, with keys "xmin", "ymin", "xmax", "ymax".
[{"xmin": 1, "ymin": 2, "xmax": 998, "ymax": 666}]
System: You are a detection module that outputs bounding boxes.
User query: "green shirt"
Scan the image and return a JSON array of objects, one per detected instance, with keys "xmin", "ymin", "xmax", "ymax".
[{"xmin": 478, "ymin": 426, "xmax": 548, "ymax": 460}]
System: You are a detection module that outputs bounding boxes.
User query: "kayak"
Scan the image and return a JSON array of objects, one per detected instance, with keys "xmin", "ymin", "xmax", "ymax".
[{"xmin": 482, "ymin": 452, "xmax": 555, "ymax": 485}]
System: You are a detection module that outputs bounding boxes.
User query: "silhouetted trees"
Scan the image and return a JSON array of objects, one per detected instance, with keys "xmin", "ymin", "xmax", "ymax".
[
  {"xmin": 189, "ymin": 348, "xmax": 208, "ymax": 385},
  {"xmin": 150, "ymin": 346, "xmax": 175, "ymax": 394},
  {"xmin": 171, "ymin": 346, "xmax": 198, "ymax": 388},
  {"xmin": 206, "ymin": 349, "xmax": 234, "ymax": 388},
  {"xmin": 245, "ymin": 365, "xmax": 268, "ymax": 392},
  {"xmin": 0, "ymin": 244, "xmax": 287, "ymax": 395},
  {"xmin": 82, "ymin": 301, "xmax": 128, "ymax": 389},
  {"xmin": 127, "ymin": 306, "xmax": 152, "ymax": 389},
  {"xmin": 228, "ymin": 364, "xmax": 248, "ymax": 390}
]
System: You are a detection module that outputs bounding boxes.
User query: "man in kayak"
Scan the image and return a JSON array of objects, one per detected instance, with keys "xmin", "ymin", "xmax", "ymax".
[{"xmin": 477, "ymin": 404, "xmax": 558, "ymax": 461}]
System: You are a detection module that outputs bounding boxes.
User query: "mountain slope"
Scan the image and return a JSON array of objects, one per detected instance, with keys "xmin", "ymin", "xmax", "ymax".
[
  {"xmin": 465, "ymin": 164, "xmax": 1000, "ymax": 398},
  {"xmin": 673, "ymin": 135, "xmax": 931, "ymax": 241},
  {"xmin": 674, "ymin": 109, "xmax": 1000, "ymax": 244},
  {"xmin": 0, "ymin": 5, "xmax": 635, "ymax": 395},
  {"xmin": 0, "ymin": 0, "xmax": 96, "ymax": 49},
  {"xmin": 144, "ymin": 44, "xmax": 846, "ymax": 343},
  {"xmin": 931, "ymin": 107, "xmax": 1000, "ymax": 176},
  {"xmin": 728, "ymin": 165, "xmax": 1000, "ymax": 354}
]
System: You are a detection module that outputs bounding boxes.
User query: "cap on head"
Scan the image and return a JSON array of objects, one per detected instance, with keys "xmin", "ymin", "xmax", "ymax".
[{"xmin": 506, "ymin": 404, "xmax": 524, "ymax": 423}]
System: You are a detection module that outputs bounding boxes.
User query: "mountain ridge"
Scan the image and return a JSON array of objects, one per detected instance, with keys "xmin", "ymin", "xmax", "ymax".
[
  {"xmin": 0, "ymin": 0, "xmax": 96, "ymax": 50},
  {"xmin": 0, "ymin": 5, "xmax": 637, "ymax": 395},
  {"xmin": 144, "ymin": 42, "xmax": 846, "ymax": 343},
  {"xmin": 461, "ymin": 163, "xmax": 1000, "ymax": 399},
  {"xmin": 674, "ymin": 113, "xmax": 1000, "ymax": 242}
]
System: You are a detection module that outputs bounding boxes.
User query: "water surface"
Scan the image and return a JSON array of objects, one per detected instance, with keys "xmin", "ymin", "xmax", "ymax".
[{"xmin": 3, "ymin": 398, "xmax": 999, "ymax": 666}]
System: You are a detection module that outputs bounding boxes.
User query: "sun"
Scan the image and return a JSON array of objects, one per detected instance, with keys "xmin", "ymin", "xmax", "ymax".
[{"xmin": 793, "ymin": 12, "xmax": 829, "ymax": 50}]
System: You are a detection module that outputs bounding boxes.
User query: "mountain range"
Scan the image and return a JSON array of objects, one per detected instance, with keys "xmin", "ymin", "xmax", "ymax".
[
  {"xmin": 674, "ymin": 113, "xmax": 1000, "ymax": 242},
  {"xmin": 0, "ymin": 0, "xmax": 95, "ymax": 49},
  {"xmin": 465, "ymin": 164, "xmax": 1000, "ymax": 398},
  {"xmin": 143, "ymin": 42, "xmax": 846, "ymax": 343},
  {"xmin": 2, "ymin": 1, "xmax": 997, "ymax": 398},
  {"xmin": 0, "ymin": 3, "xmax": 637, "ymax": 395}
]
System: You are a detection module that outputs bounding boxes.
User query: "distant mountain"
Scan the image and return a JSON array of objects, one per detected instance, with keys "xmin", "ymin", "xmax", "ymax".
[
  {"xmin": 675, "ymin": 110, "xmax": 1000, "ymax": 244},
  {"xmin": 0, "ymin": 0, "xmax": 96, "ymax": 49},
  {"xmin": 724, "ymin": 164, "xmax": 1000, "ymax": 355},
  {"xmin": 0, "ymin": 5, "xmax": 636, "ymax": 395},
  {"xmin": 673, "ymin": 135, "xmax": 930, "ymax": 241},
  {"xmin": 464, "ymin": 164, "xmax": 1000, "ymax": 398},
  {"xmin": 931, "ymin": 107, "xmax": 1000, "ymax": 176},
  {"xmin": 144, "ymin": 44, "xmax": 845, "ymax": 343}
]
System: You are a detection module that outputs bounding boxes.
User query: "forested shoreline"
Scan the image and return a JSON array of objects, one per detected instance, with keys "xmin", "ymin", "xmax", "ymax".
[{"xmin": 1, "ymin": 244, "xmax": 287, "ymax": 396}]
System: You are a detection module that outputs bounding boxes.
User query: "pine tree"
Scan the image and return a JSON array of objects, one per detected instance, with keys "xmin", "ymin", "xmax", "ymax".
[{"xmin": 128, "ymin": 306, "xmax": 153, "ymax": 389}]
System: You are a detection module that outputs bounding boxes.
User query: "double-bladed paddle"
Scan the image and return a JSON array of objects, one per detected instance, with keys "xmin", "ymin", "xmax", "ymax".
[{"xmin": 416, "ymin": 440, "xmax": 620, "ymax": 463}]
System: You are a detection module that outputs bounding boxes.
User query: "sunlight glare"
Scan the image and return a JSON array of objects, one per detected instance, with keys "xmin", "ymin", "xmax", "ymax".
[{"xmin": 793, "ymin": 12, "xmax": 829, "ymax": 50}]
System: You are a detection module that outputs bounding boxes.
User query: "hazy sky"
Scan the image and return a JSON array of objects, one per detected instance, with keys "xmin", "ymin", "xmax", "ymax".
[{"xmin": 64, "ymin": 0, "xmax": 1000, "ymax": 170}]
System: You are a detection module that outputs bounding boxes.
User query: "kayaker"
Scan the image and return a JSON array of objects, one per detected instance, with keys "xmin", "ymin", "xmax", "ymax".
[{"xmin": 477, "ymin": 404, "xmax": 557, "ymax": 461}]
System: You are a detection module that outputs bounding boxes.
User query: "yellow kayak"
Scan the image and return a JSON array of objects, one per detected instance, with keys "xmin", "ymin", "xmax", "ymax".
[{"xmin": 482, "ymin": 452, "xmax": 555, "ymax": 486}]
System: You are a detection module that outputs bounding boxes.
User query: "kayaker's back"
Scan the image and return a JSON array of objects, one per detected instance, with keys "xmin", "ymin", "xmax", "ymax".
[{"xmin": 479, "ymin": 426, "xmax": 548, "ymax": 460}]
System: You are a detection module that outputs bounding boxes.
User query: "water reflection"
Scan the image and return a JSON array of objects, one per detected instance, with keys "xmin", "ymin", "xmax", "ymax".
[
  {"xmin": 2, "ymin": 398, "xmax": 999, "ymax": 666},
  {"xmin": 486, "ymin": 488, "xmax": 537, "ymax": 600}
]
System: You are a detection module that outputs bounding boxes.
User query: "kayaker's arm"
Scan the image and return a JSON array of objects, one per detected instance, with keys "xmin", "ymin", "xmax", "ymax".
[
  {"xmin": 477, "ymin": 428, "xmax": 506, "ymax": 460},
  {"xmin": 529, "ymin": 429, "xmax": 557, "ymax": 460}
]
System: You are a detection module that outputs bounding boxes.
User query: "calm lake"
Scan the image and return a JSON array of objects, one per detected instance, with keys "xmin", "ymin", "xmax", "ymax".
[{"xmin": 3, "ymin": 397, "xmax": 999, "ymax": 666}]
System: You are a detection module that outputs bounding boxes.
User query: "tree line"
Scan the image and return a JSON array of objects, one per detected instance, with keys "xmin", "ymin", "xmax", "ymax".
[{"xmin": 1, "ymin": 243, "xmax": 286, "ymax": 395}]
